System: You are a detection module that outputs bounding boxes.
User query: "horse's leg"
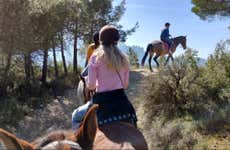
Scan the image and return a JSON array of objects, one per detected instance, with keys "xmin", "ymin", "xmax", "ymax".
[
  {"xmin": 171, "ymin": 55, "xmax": 174, "ymax": 62},
  {"xmin": 154, "ymin": 55, "xmax": 160, "ymax": 68},
  {"xmin": 148, "ymin": 54, "xmax": 153, "ymax": 72},
  {"xmin": 164, "ymin": 55, "xmax": 170, "ymax": 66}
]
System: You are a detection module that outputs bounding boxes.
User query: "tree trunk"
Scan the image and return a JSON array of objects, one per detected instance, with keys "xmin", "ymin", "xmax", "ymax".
[
  {"xmin": 60, "ymin": 32, "xmax": 68, "ymax": 75},
  {"xmin": 31, "ymin": 62, "xmax": 35, "ymax": 82},
  {"xmin": 89, "ymin": 21, "xmax": 94, "ymax": 43},
  {"xmin": 41, "ymin": 48, "xmax": 48, "ymax": 85},
  {"xmin": 52, "ymin": 44, "xmax": 59, "ymax": 77},
  {"xmin": 4, "ymin": 50, "xmax": 12, "ymax": 76},
  {"xmin": 24, "ymin": 53, "xmax": 32, "ymax": 82},
  {"xmin": 0, "ymin": 50, "xmax": 12, "ymax": 96},
  {"xmin": 73, "ymin": 32, "xmax": 78, "ymax": 74},
  {"xmin": 1, "ymin": 55, "xmax": 4, "ymax": 66}
]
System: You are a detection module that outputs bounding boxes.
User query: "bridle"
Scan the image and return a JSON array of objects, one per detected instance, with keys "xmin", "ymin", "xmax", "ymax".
[{"xmin": 41, "ymin": 140, "xmax": 82, "ymax": 150}]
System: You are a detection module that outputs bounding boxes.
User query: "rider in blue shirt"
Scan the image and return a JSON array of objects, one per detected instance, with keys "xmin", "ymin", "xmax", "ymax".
[{"xmin": 160, "ymin": 22, "xmax": 173, "ymax": 53}]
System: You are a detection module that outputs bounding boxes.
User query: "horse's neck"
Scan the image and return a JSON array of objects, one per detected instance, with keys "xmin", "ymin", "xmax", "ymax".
[
  {"xmin": 172, "ymin": 38, "xmax": 181, "ymax": 48},
  {"xmin": 94, "ymin": 122, "xmax": 147, "ymax": 149}
]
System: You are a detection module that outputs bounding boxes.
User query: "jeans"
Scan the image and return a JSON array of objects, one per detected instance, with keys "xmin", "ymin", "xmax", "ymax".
[{"xmin": 72, "ymin": 101, "xmax": 93, "ymax": 130}]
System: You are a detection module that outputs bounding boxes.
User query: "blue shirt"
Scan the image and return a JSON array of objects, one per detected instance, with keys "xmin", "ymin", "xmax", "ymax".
[{"xmin": 160, "ymin": 28, "xmax": 170, "ymax": 39}]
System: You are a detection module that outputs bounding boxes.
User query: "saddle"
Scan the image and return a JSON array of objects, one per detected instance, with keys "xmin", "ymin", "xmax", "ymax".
[
  {"xmin": 153, "ymin": 41, "xmax": 170, "ymax": 51},
  {"xmin": 161, "ymin": 41, "xmax": 170, "ymax": 51}
]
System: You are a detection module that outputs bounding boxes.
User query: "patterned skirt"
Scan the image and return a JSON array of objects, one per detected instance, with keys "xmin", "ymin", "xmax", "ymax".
[{"xmin": 93, "ymin": 89, "xmax": 137, "ymax": 127}]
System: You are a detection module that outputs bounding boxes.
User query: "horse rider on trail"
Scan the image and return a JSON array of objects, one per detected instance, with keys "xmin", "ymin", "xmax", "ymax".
[
  {"xmin": 81, "ymin": 32, "xmax": 100, "ymax": 77},
  {"xmin": 160, "ymin": 22, "xmax": 173, "ymax": 54}
]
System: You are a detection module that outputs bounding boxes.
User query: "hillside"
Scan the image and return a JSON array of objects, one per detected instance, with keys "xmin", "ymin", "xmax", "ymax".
[{"xmin": 4, "ymin": 66, "xmax": 229, "ymax": 149}]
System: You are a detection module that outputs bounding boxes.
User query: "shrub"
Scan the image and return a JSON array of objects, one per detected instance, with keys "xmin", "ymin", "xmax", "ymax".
[
  {"xmin": 48, "ymin": 72, "xmax": 80, "ymax": 96},
  {"xmin": 141, "ymin": 47, "xmax": 230, "ymax": 147},
  {"xmin": 142, "ymin": 49, "xmax": 204, "ymax": 120},
  {"xmin": 0, "ymin": 97, "xmax": 28, "ymax": 130}
]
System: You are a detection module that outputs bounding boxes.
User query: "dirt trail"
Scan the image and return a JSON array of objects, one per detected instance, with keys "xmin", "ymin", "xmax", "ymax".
[
  {"xmin": 14, "ymin": 68, "xmax": 155, "ymax": 141},
  {"xmin": 126, "ymin": 68, "xmax": 156, "ymax": 106},
  {"xmin": 15, "ymin": 89, "xmax": 81, "ymax": 141}
]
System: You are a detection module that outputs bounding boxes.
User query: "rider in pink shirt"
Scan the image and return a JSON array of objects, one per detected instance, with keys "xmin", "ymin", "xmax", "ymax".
[
  {"xmin": 87, "ymin": 53, "xmax": 129, "ymax": 92},
  {"xmin": 86, "ymin": 25, "xmax": 137, "ymax": 127}
]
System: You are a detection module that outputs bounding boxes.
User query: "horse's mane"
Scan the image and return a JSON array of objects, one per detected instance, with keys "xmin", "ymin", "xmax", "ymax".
[
  {"xmin": 32, "ymin": 130, "xmax": 77, "ymax": 149},
  {"xmin": 173, "ymin": 36, "xmax": 186, "ymax": 40}
]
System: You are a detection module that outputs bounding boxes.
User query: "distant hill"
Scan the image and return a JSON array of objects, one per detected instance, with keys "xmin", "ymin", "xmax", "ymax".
[
  {"xmin": 196, "ymin": 57, "xmax": 206, "ymax": 66},
  {"xmin": 118, "ymin": 43, "xmax": 145, "ymax": 64}
]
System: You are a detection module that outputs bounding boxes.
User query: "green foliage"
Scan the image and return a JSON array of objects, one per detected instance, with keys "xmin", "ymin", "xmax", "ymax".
[
  {"xmin": 0, "ymin": 0, "xmax": 136, "ymax": 129},
  {"xmin": 191, "ymin": 0, "xmax": 230, "ymax": 20},
  {"xmin": 0, "ymin": 98, "xmax": 27, "ymax": 130},
  {"xmin": 49, "ymin": 72, "xmax": 80, "ymax": 96},
  {"xmin": 127, "ymin": 47, "xmax": 139, "ymax": 68},
  {"xmin": 200, "ymin": 41, "xmax": 230, "ymax": 104},
  {"xmin": 78, "ymin": 0, "xmax": 138, "ymax": 43},
  {"xmin": 143, "ymin": 49, "xmax": 202, "ymax": 118},
  {"xmin": 143, "ymin": 44, "xmax": 230, "ymax": 122},
  {"xmin": 196, "ymin": 105, "xmax": 230, "ymax": 133},
  {"xmin": 141, "ymin": 43, "xmax": 230, "ymax": 149}
]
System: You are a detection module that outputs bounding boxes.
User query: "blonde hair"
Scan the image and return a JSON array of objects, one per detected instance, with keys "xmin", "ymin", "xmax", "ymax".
[{"xmin": 95, "ymin": 45, "xmax": 129, "ymax": 70}]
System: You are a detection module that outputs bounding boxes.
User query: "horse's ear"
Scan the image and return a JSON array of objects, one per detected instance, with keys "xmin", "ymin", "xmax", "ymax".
[
  {"xmin": 0, "ymin": 128, "xmax": 34, "ymax": 150},
  {"xmin": 76, "ymin": 104, "xmax": 98, "ymax": 147}
]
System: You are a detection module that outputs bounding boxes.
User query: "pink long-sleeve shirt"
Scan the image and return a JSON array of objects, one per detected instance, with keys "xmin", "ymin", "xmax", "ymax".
[{"xmin": 87, "ymin": 54, "xmax": 129, "ymax": 93}]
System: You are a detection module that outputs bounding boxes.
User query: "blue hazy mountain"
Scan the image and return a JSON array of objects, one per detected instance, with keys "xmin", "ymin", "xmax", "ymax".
[
  {"xmin": 196, "ymin": 57, "xmax": 206, "ymax": 66},
  {"xmin": 118, "ymin": 43, "xmax": 145, "ymax": 64}
]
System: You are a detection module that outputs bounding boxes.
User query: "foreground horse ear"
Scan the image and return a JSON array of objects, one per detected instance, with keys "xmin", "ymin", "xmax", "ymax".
[
  {"xmin": 76, "ymin": 104, "xmax": 98, "ymax": 148},
  {"xmin": 0, "ymin": 128, "xmax": 34, "ymax": 150}
]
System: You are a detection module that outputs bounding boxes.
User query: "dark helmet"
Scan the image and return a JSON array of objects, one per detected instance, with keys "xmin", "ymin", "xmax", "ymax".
[
  {"xmin": 93, "ymin": 32, "xmax": 99, "ymax": 44},
  {"xmin": 165, "ymin": 22, "xmax": 170, "ymax": 27},
  {"xmin": 99, "ymin": 25, "xmax": 120, "ymax": 46}
]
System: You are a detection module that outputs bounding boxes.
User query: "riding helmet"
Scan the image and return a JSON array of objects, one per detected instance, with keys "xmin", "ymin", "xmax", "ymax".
[
  {"xmin": 99, "ymin": 25, "xmax": 120, "ymax": 46},
  {"xmin": 165, "ymin": 22, "xmax": 170, "ymax": 26}
]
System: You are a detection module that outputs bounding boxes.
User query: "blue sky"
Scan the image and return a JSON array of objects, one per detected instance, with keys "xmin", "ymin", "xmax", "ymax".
[{"xmin": 114, "ymin": 0, "xmax": 230, "ymax": 59}]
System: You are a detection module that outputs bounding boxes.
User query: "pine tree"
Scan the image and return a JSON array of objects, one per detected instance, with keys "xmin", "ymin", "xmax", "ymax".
[
  {"xmin": 191, "ymin": 0, "xmax": 230, "ymax": 20},
  {"xmin": 127, "ymin": 47, "xmax": 139, "ymax": 68}
]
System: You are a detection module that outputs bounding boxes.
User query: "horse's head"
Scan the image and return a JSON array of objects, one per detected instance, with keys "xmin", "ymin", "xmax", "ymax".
[
  {"xmin": 180, "ymin": 36, "xmax": 187, "ymax": 49},
  {"xmin": 0, "ymin": 105, "xmax": 99, "ymax": 150},
  {"xmin": 174, "ymin": 36, "xmax": 187, "ymax": 50}
]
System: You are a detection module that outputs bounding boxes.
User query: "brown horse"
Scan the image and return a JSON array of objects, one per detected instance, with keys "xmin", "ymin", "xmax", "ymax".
[
  {"xmin": 141, "ymin": 36, "xmax": 187, "ymax": 71},
  {"xmin": 0, "ymin": 105, "xmax": 148, "ymax": 149}
]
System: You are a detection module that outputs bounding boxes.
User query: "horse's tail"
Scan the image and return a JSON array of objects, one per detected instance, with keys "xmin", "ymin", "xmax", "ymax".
[
  {"xmin": 77, "ymin": 77, "xmax": 86, "ymax": 105},
  {"xmin": 141, "ymin": 44, "xmax": 152, "ymax": 66}
]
